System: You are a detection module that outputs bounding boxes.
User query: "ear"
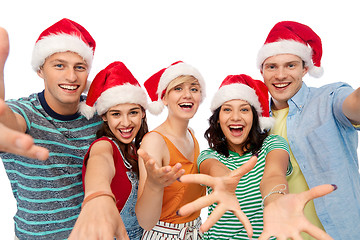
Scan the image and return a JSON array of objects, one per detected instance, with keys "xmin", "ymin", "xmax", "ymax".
[
  {"xmin": 102, "ymin": 115, "xmax": 107, "ymax": 122},
  {"xmin": 37, "ymin": 68, "xmax": 44, "ymax": 79},
  {"xmin": 302, "ymin": 66, "xmax": 309, "ymax": 77},
  {"xmin": 141, "ymin": 109, "xmax": 146, "ymax": 119},
  {"xmin": 161, "ymin": 96, "xmax": 168, "ymax": 106}
]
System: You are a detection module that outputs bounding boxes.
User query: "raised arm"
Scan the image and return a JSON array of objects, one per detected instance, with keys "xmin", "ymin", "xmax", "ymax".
[
  {"xmin": 69, "ymin": 140, "xmax": 129, "ymax": 240},
  {"xmin": 343, "ymin": 87, "xmax": 360, "ymax": 125},
  {"xmin": 0, "ymin": 26, "xmax": 9, "ymax": 99},
  {"xmin": 135, "ymin": 133, "xmax": 185, "ymax": 230},
  {"xmin": 0, "ymin": 27, "xmax": 49, "ymax": 160},
  {"xmin": 259, "ymin": 149, "xmax": 335, "ymax": 240}
]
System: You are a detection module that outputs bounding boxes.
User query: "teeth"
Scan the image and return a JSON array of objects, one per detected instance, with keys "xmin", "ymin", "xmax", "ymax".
[
  {"xmin": 60, "ymin": 85, "xmax": 78, "ymax": 90},
  {"xmin": 179, "ymin": 103, "xmax": 193, "ymax": 107},
  {"xmin": 120, "ymin": 128, "xmax": 132, "ymax": 133},
  {"xmin": 274, "ymin": 83, "xmax": 289, "ymax": 88},
  {"xmin": 230, "ymin": 126, "xmax": 243, "ymax": 129}
]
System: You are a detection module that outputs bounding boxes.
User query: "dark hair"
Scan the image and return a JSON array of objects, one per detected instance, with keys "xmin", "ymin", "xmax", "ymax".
[
  {"xmin": 96, "ymin": 107, "xmax": 148, "ymax": 175},
  {"xmin": 205, "ymin": 105, "xmax": 268, "ymax": 157}
]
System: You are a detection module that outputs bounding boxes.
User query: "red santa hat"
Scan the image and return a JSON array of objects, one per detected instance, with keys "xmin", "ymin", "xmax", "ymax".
[
  {"xmin": 31, "ymin": 18, "xmax": 95, "ymax": 72},
  {"xmin": 79, "ymin": 61, "xmax": 148, "ymax": 120},
  {"xmin": 257, "ymin": 21, "xmax": 323, "ymax": 78},
  {"xmin": 144, "ymin": 61, "xmax": 206, "ymax": 115},
  {"xmin": 211, "ymin": 74, "xmax": 274, "ymax": 131}
]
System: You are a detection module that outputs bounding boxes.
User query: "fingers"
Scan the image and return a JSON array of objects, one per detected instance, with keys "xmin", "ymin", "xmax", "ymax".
[
  {"xmin": 302, "ymin": 184, "xmax": 336, "ymax": 203},
  {"xmin": 178, "ymin": 194, "xmax": 217, "ymax": 216},
  {"xmin": 233, "ymin": 209, "xmax": 253, "ymax": 238},
  {"xmin": 303, "ymin": 221, "xmax": 334, "ymax": 240},
  {"xmin": 230, "ymin": 155, "xmax": 257, "ymax": 179},
  {"xmin": 0, "ymin": 123, "xmax": 49, "ymax": 160},
  {"xmin": 200, "ymin": 205, "xmax": 226, "ymax": 233},
  {"xmin": 179, "ymin": 173, "xmax": 216, "ymax": 187}
]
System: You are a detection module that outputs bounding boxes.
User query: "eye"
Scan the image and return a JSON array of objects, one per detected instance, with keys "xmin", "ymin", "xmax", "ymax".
[
  {"xmin": 75, "ymin": 65, "xmax": 87, "ymax": 71},
  {"xmin": 54, "ymin": 63, "xmax": 64, "ymax": 69},
  {"xmin": 129, "ymin": 110, "xmax": 139, "ymax": 115},
  {"xmin": 174, "ymin": 86, "xmax": 182, "ymax": 91},
  {"xmin": 111, "ymin": 112, "xmax": 120, "ymax": 117},
  {"xmin": 190, "ymin": 87, "xmax": 199, "ymax": 92}
]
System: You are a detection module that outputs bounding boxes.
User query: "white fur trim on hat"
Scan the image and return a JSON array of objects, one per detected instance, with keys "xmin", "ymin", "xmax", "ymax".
[
  {"xmin": 259, "ymin": 117, "xmax": 275, "ymax": 131},
  {"xmin": 157, "ymin": 62, "xmax": 206, "ymax": 101},
  {"xmin": 79, "ymin": 101, "xmax": 96, "ymax": 120},
  {"xmin": 257, "ymin": 40, "xmax": 312, "ymax": 69},
  {"xmin": 95, "ymin": 84, "xmax": 148, "ymax": 116},
  {"xmin": 147, "ymin": 100, "xmax": 164, "ymax": 115},
  {"xmin": 31, "ymin": 33, "xmax": 94, "ymax": 72},
  {"xmin": 211, "ymin": 84, "xmax": 262, "ymax": 115}
]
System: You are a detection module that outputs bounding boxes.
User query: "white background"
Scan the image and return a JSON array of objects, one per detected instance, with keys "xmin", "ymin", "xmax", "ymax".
[{"xmin": 0, "ymin": 0, "xmax": 359, "ymax": 239}]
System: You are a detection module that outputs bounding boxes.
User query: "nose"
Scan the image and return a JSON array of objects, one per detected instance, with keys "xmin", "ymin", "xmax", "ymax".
[
  {"xmin": 120, "ymin": 115, "xmax": 131, "ymax": 127},
  {"xmin": 230, "ymin": 110, "xmax": 242, "ymax": 121},
  {"xmin": 66, "ymin": 68, "xmax": 78, "ymax": 82},
  {"xmin": 275, "ymin": 67, "xmax": 287, "ymax": 80},
  {"xmin": 183, "ymin": 88, "xmax": 192, "ymax": 98}
]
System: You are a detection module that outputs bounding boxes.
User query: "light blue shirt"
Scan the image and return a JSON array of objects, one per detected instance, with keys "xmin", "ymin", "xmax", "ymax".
[{"xmin": 270, "ymin": 82, "xmax": 360, "ymax": 239}]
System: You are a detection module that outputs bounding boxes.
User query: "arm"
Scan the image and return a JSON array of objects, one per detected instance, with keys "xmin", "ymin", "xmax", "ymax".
[
  {"xmin": 0, "ymin": 27, "xmax": 48, "ymax": 160},
  {"xmin": 69, "ymin": 140, "xmax": 129, "ymax": 240},
  {"xmin": 259, "ymin": 149, "xmax": 335, "ymax": 240},
  {"xmin": 135, "ymin": 133, "xmax": 185, "ymax": 230},
  {"xmin": 0, "ymin": 26, "xmax": 9, "ymax": 99},
  {"xmin": 178, "ymin": 156, "xmax": 257, "ymax": 235},
  {"xmin": 343, "ymin": 87, "xmax": 360, "ymax": 125},
  {"xmin": 0, "ymin": 99, "xmax": 49, "ymax": 160}
]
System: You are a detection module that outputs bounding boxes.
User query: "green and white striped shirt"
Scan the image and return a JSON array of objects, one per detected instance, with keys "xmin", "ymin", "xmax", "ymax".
[{"xmin": 198, "ymin": 134, "xmax": 291, "ymax": 239}]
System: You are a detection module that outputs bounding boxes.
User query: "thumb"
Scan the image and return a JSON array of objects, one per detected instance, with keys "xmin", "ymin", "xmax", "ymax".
[{"xmin": 302, "ymin": 184, "xmax": 336, "ymax": 203}]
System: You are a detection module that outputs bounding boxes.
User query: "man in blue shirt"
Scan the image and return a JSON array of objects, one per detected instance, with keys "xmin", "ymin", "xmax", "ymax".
[{"xmin": 257, "ymin": 21, "xmax": 360, "ymax": 239}]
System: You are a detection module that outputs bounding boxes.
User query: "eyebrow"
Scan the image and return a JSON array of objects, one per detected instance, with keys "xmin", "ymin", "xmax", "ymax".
[
  {"xmin": 222, "ymin": 102, "xmax": 250, "ymax": 108},
  {"xmin": 109, "ymin": 107, "xmax": 141, "ymax": 112}
]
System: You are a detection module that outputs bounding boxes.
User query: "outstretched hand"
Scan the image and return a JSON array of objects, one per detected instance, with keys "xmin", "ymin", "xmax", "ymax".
[
  {"xmin": 177, "ymin": 156, "xmax": 257, "ymax": 236},
  {"xmin": 69, "ymin": 196, "xmax": 129, "ymax": 240},
  {"xmin": 138, "ymin": 148, "xmax": 185, "ymax": 188},
  {"xmin": 259, "ymin": 184, "xmax": 336, "ymax": 240},
  {"xmin": 0, "ymin": 100, "xmax": 49, "ymax": 160}
]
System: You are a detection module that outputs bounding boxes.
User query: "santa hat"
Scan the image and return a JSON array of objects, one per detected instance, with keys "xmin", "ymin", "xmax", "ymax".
[
  {"xmin": 257, "ymin": 21, "xmax": 323, "ymax": 78},
  {"xmin": 79, "ymin": 61, "xmax": 148, "ymax": 120},
  {"xmin": 144, "ymin": 61, "xmax": 206, "ymax": 115},
  {"xmin": 31, "ymin": 18, "xmax": 95, "ymax": 72},
  {"xmin": 211, "ymin": 74, "xmax": 274, "ymax": 131}
]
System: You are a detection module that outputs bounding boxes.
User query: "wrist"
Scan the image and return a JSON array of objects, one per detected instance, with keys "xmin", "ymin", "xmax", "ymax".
[
  {"xmin": 261, "ymin": 184, "xmax": 287, "ymax": 209},
  {"xmin": 82, "ymin": 191, "xmax": 116, "ymax": 209}
]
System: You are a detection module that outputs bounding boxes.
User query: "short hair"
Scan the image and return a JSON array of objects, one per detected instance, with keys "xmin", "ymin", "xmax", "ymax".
[{"xmin": 163, "ymin": 75, "xmax": 200, "ymax": 98}]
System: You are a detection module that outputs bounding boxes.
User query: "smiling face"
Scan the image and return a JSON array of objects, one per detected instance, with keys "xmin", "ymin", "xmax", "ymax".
[
  {"xmin": 219, "ymin": 99, "xmax": 253, "ymax": 154},
  {"xmin": 261, "ymin": 54, "xmax": 308, "ymax": 110},
  {"xmin": 102, "ymin": 103, "xmax": 145, "ymax": 144},
  {"xmin": 37, "ymin": 51, "xmax": 89, "ymax": 115},
  {"xmin": 162, "ymin": 76, "xmax": 201, "ymax": 120}
]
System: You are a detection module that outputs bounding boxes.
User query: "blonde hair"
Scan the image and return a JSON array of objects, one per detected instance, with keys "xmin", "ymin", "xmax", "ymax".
[{"xmin": 164, "ymin": 75, "xmax": 201, "ymax": 97}]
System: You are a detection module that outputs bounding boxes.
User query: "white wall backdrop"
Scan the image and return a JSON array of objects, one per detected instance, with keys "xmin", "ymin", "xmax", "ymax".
[{"xmin": 0, "ymin": 0, "xmax": 359, "ymax": 239}]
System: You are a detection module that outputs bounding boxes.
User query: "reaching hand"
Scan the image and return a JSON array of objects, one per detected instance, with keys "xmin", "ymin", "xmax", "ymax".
[
  {"xmin": 138, "ymin": 149, "xmax": 185, "ymax": 188},
  {"xmin": 177, "ymin": 156, "xmax": 257, "ymax": 236},
  {"xmin": 259, "ymin": 184, "xmax": 336, "ymax": 240},
  {"xmin": 69, "ymin": 196, "xmax": 129, "ymax": 240}
]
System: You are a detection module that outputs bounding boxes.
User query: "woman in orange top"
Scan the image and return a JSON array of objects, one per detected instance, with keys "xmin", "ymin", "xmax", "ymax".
[{"xmin": 136, "ymin": 61, "xmax": 206, "ymax": 239}]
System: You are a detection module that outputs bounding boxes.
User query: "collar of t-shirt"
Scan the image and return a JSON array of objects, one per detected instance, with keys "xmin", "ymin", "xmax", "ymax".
[{"xmin": 38, "ymin": 90, "xmax": 85, "ymax": 121}]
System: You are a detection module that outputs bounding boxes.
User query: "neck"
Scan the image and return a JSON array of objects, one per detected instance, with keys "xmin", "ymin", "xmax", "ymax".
[{"xmin": 162, "ymin": 115, "xmax": 189, "ymax": 138}]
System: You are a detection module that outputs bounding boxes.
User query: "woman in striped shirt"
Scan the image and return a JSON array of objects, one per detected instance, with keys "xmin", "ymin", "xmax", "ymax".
[{"xmin": 178, "ymin": 74, "xmax": 335, "ymax": 239}]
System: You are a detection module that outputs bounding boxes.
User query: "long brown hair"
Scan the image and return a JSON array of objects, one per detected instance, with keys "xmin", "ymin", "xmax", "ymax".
[
  {"xmin": 205, "ymin": 105, "xmax": 268, "ymax": 157},
  {"xmin": 96, "ymin": 107, "xmax": 148, "ymax": 175}
]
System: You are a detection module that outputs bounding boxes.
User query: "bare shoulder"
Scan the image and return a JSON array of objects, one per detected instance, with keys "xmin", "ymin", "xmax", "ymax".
[{"xmin": 89, "ymin": 139, "xmax": 113, "ymax": 157}]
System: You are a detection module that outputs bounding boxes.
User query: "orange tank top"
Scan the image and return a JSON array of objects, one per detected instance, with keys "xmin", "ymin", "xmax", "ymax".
[{"xmin": 151, "ymin": 130, "xmax": 206, "ymax": 224}]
